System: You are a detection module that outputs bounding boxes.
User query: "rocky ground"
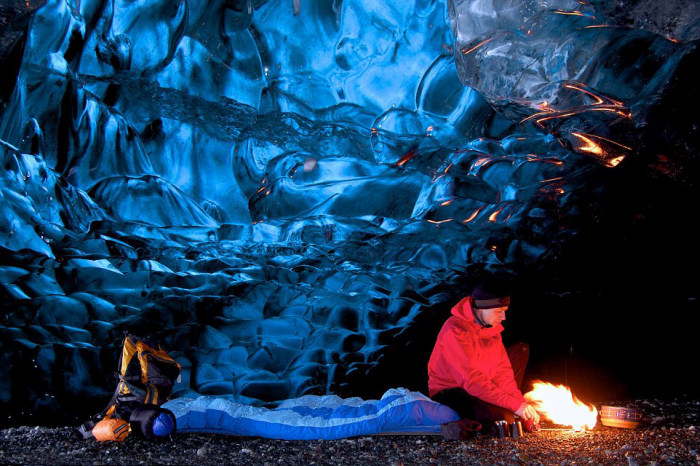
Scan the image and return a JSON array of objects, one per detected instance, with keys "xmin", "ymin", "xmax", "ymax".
[{"xmin": 1, "ymin": 397, "xmax": 698, "ymax": 465}]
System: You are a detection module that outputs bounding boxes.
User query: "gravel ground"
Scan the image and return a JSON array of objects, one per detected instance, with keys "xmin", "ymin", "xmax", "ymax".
[{"xmin": 1, "ymin": 397, "xmax": 698, "ymax": 465}]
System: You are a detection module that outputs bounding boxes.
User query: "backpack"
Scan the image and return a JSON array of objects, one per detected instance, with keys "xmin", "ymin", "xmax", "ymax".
[{"xmin": 79, "ymin": 334, "xmax": 182, "ymax": 441}]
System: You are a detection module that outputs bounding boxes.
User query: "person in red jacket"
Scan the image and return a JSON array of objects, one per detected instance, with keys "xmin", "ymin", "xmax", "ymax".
[{"xmin": 428, "ymin": 281, "xmax": 540, "ymax": 430}]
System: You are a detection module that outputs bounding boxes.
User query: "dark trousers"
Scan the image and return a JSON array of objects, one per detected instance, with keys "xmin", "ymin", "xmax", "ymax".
[{"xmin": 431, "ymin": 342, "xmax": 529, "ymax": 424}]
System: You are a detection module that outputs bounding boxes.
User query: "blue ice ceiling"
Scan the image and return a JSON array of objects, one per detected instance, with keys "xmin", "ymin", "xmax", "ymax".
[{"xmin": 1, "ymin": 0, "xmax": 698, "ymax": 423}]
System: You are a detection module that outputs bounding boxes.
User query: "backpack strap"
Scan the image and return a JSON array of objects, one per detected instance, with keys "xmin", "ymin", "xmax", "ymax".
[
  {"xmin": 144, "ymin": 383, "xmax": 159, "ymax": 405},
  {"xmin": 78, "ymin": 418, "xmax": 99, "ymax": 440},
  {"xmin": 78, "ymin": 382, "xmax": 121, "ymax": 439},
  {"xmin": 78, "ymin": 377, "xmax": 137, "ymax": 439}
]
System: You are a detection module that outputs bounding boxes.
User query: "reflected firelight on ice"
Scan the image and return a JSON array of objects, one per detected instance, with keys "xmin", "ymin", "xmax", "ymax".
[
  {"xmin": 1, "ymin": 0, "xmax": 697, "ymax": 424},
  {"xmin": 570, "ymin": 132, "xmax": 629, "ymax": 167},
  {"xmin": 524, "ymin": 381, "xmax": 598, "ymax": 431}
]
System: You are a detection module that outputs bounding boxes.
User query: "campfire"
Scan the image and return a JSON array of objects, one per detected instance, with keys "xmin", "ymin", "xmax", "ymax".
[{"xmin": 524, "ymin": 381, "xmax": 598, "ymax": 431}]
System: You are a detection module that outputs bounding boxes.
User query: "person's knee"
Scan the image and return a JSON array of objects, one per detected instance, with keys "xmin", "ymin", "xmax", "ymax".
[
  {"xmin": 507, "ymin": 342, "xmax": 529, "ymax": 362},
  {"xmin": 513, "ymin": 341, "xmax": 529, "ymax": 354},
  {"xmin": 519, "ymin": 342, "xmax": 529, "ymax": 361}
]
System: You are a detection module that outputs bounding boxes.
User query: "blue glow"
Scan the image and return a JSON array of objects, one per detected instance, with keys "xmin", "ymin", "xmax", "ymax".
[{"xmin": 0, "ymin": 0, "xmax": 696, "ymax": 423}]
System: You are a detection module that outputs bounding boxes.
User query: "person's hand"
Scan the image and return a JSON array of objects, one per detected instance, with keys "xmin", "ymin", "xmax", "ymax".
[{"xmin": 515, "ymin": 402, "xmax": 540, "ymax": 425}]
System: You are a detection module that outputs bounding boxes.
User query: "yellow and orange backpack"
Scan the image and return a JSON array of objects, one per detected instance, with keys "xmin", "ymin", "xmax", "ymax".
[{"xmin": 79, "ymin": 334, "xmax": 182, "ymax": 442}]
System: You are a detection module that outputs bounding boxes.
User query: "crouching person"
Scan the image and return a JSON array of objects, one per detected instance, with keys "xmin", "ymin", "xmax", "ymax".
[{"xmin": 428, "ymin": 281, "xmax": 539, "ymax": 437}]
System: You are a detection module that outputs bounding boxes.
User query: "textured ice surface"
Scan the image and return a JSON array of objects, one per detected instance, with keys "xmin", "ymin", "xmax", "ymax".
[{"xmin": 0, "ymin": 0, "xmax": 697, "ymax": 423}]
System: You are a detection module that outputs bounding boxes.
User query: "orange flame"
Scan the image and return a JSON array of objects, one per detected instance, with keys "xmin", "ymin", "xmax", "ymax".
[{"xmin": 524, "ymin": 381, "xmax": 598, "ymax": 431}]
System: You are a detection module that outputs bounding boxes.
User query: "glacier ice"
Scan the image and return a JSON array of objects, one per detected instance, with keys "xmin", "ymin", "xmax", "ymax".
[{"xmin": 0, "ymin": 0, "xmax": 698, "ymax": 424}]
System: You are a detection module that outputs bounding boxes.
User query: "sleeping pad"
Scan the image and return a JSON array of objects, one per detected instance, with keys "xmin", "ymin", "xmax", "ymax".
[{"xmin": 162, "ymin": 388, "xmax": 459, "ymax": 440}]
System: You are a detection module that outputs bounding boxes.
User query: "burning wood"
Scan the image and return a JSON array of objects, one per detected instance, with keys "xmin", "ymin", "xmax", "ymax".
[{"xmin": 524, "ymin": 381, "xmax": 598, "ymax": 431}]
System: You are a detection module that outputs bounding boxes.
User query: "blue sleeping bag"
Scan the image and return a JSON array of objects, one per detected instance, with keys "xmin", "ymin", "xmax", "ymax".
[{"xmin": 162, "ymin": 388, "xmax": 459, "ymax": 440}]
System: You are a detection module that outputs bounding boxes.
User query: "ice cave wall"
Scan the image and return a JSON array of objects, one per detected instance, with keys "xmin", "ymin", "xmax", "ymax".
[{"xmin": 0, "ymin": 0, "xmax": 698, "ymax": 424}]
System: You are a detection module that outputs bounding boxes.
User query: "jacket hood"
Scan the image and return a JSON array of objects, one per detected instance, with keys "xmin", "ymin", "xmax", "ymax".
[{"xmin": 451, "ymin": 296, "xmax": 504, "ymax": 336}]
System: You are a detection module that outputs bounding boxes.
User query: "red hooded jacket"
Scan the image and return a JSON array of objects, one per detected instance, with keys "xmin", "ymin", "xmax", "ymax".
[{"xmin": 427, "ymin": 297, "xmax": 525, "ymax": 413}]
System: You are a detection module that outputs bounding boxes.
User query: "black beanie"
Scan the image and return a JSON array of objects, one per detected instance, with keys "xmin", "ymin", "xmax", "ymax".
[{"xmin": 471, "ymin": 281, "xmax": 511, "ymax": 309}]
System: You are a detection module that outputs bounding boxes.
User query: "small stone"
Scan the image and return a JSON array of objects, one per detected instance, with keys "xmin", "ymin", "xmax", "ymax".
[
  {"xmin": 197, "ymin": 446, "xmax": 207, "ymax": 456},
  {"xmin": 241, "ymin": 448, "xmax": 252, "ymax": 454}
]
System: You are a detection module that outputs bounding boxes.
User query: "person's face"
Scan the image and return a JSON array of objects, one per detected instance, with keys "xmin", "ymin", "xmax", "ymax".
[{"xmin": 478, "ymin": 306, "xmax": 508, "ymax": 326}]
